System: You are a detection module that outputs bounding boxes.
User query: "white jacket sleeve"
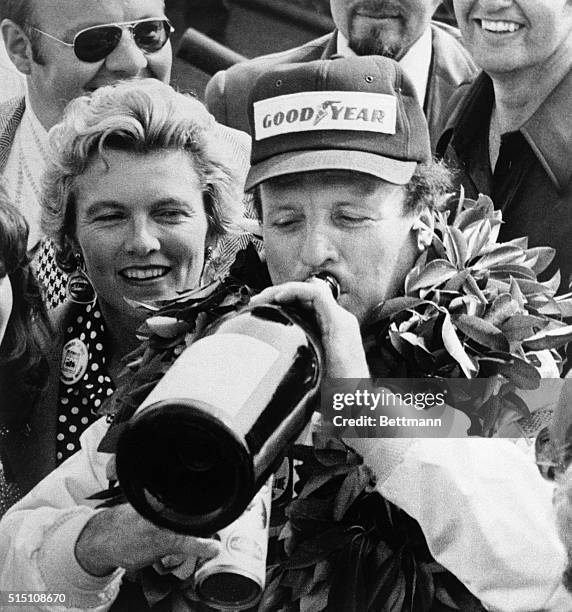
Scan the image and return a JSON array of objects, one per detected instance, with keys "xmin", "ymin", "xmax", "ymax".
[
  {"xmin": 350, "ymin": 437, "xmax": 572, "ymax": 612},
  {"xmin": 0, "ymin": 417, "xmax": 124, "ymax": 611}
]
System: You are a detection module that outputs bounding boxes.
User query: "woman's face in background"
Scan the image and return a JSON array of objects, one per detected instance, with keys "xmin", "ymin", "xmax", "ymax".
[{"xmin": 72, "ymin": 149, "xmax": 210, "ymax": 315}]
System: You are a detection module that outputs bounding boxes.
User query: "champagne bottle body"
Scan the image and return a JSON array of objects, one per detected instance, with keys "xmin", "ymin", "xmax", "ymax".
[{"xmin": 116, "ymin": 300, "xmax": 325, "ymax": 536}]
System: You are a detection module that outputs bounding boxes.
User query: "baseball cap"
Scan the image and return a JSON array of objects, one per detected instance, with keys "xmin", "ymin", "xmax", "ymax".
[{"xmin": 245, "ymin": 55, "xmax": 431, "ymax": 190}]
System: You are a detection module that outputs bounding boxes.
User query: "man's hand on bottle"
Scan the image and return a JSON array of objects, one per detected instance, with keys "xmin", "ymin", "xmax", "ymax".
[
  {"xmin": 250, "ymin": 280, "xmax": 370, "ymax": 378},
  {"xmin": 74, "ymin": 503, "xmax": 221, "ymax": 577}
]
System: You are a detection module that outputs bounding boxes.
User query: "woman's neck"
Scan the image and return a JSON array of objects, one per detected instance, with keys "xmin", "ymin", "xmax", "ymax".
[
  {"xmin": 490, "ymin": 42, "xmax": 572, "ymax": 133},
  {"xmin": 98, "ymin": 299, "xmax": 146, "ymax": 380}
]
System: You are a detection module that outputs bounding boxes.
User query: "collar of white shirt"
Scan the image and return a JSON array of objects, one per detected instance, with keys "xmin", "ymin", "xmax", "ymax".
[
  {"xmin": 336, "ymin": 28, "xmax": 433, "ymax": 107},
  {"xmin": 23, "ymin": 93, "xmax": 49, "ymax": 145}
]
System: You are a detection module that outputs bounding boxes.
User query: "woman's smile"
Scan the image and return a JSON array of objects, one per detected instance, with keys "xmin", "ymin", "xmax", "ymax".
[{"xmin": 119, "ymin": 266, "xmax": 172, "ymax": 282}]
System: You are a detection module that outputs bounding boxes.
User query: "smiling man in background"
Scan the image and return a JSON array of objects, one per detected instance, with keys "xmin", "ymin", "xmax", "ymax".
[
  {"xmin": 0, "ymin": 0, "xmax": 172, "ymax": 307},
  {"xmin": 437, "ymin": 0, "xmax": 572, "ymax": 290},
  {"xmin": 206, "ymin": 0, "xmax": 477, "ymax": 151}
]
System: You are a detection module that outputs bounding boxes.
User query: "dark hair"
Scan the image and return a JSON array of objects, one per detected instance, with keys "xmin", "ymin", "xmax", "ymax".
[
  {"xmin": 0, "ymin": 0, "xmax": 33, "ymax": 25},
  {"xmin": 0, "ymin": 186, "xmax": 51, "ymax": 429},
  {"xmin": 403, "ymin": 160, "xmax": 453, "ymax": 213},
  {"xmin": 251, "ymin": 161, "xmax": 454, "ymax": 220}
]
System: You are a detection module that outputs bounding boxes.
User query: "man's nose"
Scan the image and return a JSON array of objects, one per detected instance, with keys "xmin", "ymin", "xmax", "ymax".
[
  {"xmin": 124, "ymin": 219, "xmax": 161, "ymax": 255},
  {"xmin": 104, "ymin": 30, "xmax": 148, "ymax": 76},
  {"xmin": 478, "ymin": 0, "xmax": 514, "ymax": 10},
  {"xmin": 299, "ymin": 226, "xmax": 338, "ymax": 269}
]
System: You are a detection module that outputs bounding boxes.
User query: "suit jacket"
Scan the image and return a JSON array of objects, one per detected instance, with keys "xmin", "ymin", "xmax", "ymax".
[
  {"xmin": 0, "ymin": 95, "xmax": 24, "ymax": 174},
  {"xmin": 205, "ymin": 22, "xmax": 477, "ymax": 152}
]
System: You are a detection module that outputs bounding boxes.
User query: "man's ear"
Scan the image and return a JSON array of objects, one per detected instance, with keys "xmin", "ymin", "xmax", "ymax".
[
  {"xmin": 411, "ymin": 207, "xmax": 434, "ymax": 252},
  {"xmin": 1, "ymin": 19, "xmax": 34, "ymax": 75}
]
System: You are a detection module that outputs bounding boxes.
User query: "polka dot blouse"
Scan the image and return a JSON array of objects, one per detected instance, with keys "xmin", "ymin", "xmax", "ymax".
[{"xmin": 56, "ymin": 302, "xmax": 115, "ymax": 464}]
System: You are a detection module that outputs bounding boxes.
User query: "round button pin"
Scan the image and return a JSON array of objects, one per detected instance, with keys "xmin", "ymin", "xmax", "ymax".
[{"xmin": 60, "ymin": 338, "xmax": 89, "ymax": 385}]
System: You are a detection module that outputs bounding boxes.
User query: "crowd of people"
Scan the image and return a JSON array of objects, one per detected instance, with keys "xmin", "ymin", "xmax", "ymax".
[{"xmin": 0, "ymin": 0, "xmax": 571, "ymax": 610}]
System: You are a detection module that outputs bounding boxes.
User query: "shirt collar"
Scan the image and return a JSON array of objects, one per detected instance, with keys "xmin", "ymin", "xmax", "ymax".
[
  {"xmin": 520, "ymin": 68, "xmax": 572, "ymax": 191},
  {"xmin": 23, "ymin": 92, "xmax": 49, "ymax": 147},
  {"xmin": 336, "ymin": 30, "xmax": 355, "ymax": 57},
  {"xmin": 336, "ymin": 28, "xmax": 432, "ymax": 106},
  {"xmin": 444, "ymin": 72, "xmax": 493, "ymax": 156}
]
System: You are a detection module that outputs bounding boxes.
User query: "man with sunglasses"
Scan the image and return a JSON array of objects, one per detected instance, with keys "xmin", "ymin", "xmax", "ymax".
[{"xmin": 0, "ymin": 0, "xmax": 173, "ymax": 308}]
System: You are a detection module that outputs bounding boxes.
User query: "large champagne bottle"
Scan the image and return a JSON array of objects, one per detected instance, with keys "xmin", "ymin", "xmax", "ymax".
[{"xmin": 115, "ymin": 273, "xmax": 339, "ymax": 536}]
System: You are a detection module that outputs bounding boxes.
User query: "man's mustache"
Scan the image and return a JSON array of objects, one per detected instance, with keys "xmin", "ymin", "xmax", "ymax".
[{"xmin": 350, "ymin": 1, "xmax": 404, "ymax": 18}]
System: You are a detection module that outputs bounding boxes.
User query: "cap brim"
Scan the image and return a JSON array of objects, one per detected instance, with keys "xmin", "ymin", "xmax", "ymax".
[{"xmin": 245, "ymin": 149, "xmax": 417, "ymax": 190}]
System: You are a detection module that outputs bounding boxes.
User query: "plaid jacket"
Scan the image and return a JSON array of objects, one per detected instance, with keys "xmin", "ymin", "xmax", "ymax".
[
  {"xmin": 0, "ymin": 95, "xmax": 24, "ymax": 174},
  {"xmin": 0, "ymin": 96, "xmax": 68, "ymax": 308}
]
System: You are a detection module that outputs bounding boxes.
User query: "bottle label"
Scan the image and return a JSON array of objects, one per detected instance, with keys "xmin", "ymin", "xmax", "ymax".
[
  {"xmin": 193, "ymin": 479, "xmax": 272, "ymax": 609},
  {"xmin": 136, "ymin": 333, "xmax": 280, "ymax": 420}
]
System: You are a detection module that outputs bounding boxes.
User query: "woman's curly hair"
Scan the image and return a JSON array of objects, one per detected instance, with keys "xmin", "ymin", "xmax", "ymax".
[{"xmin": 0, "ymin": 186, "xmax": 51, "ymax": 429}]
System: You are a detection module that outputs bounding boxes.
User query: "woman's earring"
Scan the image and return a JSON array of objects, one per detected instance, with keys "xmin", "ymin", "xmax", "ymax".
[
  {"xmin": 201, "ymin": 244, "xmax": 220, "ymax": 283},
  {"xmin": 66, "ymin": 253, "xmax": 96, "ymax": 305}
]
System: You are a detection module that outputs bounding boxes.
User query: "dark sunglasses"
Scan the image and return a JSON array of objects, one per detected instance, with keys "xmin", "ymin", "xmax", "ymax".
[{"xmin": 31, "ymin": 17, "xmax": 174, "ymax": 63}]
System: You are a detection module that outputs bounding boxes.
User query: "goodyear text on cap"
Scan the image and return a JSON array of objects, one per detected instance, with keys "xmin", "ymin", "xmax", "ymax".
[{"xmin": 253, "ymin": 92, "xmax": 397, "ymax": 141}]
